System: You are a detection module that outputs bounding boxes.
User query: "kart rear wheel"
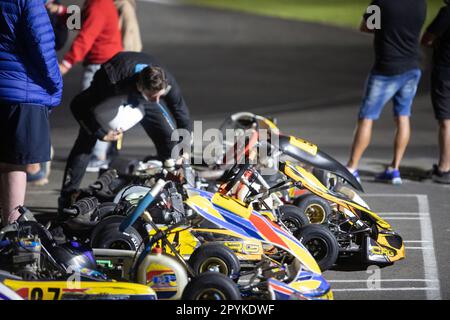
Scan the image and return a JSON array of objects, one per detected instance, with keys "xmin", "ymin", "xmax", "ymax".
[
  {"xmin": 294, "ymin": 194, "xmax": 331, "ymax": 224},
  {"xmin": 188, "ymin": 243, "xmax": 241, "ymax": 280},
  {"xmin": 90, "ymin": 215, "xmax": 144, "ymax": 251},
  {"xmin": 295, "ymin": 224, "xmax": 339, "ymax": 271},
  {"xmin": 278, "ymin": 205, "xmax": 310, "ymax": 234},
  {"xmin": 182, "ymin": 272, "xmax": 241, "ymax": 300}
]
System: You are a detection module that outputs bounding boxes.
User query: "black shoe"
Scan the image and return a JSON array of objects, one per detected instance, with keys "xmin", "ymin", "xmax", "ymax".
[{"xmin": 431, "ymin": 164, "xmax": 450, "ymax": 184}]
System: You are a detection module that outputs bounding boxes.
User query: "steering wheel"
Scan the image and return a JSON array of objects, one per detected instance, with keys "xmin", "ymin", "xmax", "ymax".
[{"xmin": 221, "ymin": 163, "xmax": 252, "ymax": 193}]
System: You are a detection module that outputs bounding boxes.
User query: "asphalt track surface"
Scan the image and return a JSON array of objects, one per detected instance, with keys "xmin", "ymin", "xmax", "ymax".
[{"xmin": 26, "ymin": 0, "xmax": 449, "ymax": 300}]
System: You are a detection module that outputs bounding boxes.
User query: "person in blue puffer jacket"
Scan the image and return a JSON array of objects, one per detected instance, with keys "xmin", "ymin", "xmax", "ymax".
[{"xmin": 0, "ymin": 0, "xmax": 62, "ymax": 225}]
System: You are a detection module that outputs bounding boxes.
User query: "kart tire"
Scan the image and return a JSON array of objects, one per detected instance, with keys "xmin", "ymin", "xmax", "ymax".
[
  {"xmin": 92, "ymin": 202, "xmax": 118, "ymax": 221},
  {"xmin": 90, "ymin": 215, "xmax": 144, "ymax": 251},
  {"xmin": 294, "ymin": 224, "xmax": 339, "ymax": 271},
  {"xmin": 278, "ymin": 205, "xmax": 310, "ymax": 234},
  {"xmin": 294, "ymin": 194, "xmax": 332, "ymax": 224},
  {"xmin": 188, "ymin": 243, "xmax": 241, "ymax": 279},
  {"xmin": 182, "ymin": 272, "xmax": 241, "ymax": 300}
]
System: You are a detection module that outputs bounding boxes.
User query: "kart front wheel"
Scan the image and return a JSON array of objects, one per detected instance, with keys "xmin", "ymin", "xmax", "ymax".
[
  {"xmin": 182, "ymin": 272, "xmax": 241, "ymax": 300},
  {"xmin": 295, "ymin": 224, "xmax": 339, "ymax": 271},
  {"xmin": 188, "ymin": 243, "xmax": 241, "ymax": 280},
  {"xmin": 294, "ymin": 194, "xmax": 332, "ymax": 224},
  {"xmin": 278, "ymin": 205, "xmax": 310, "ymax": 234},
  {"xmin": 90, "ymin": 215, "xmax": 144, "ymax": 251}
]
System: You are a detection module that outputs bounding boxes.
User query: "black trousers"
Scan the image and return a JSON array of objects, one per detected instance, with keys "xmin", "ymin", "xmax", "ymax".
[{"xmin": 60, "ymin": 99, "xmax": 178, "ymax": 198}]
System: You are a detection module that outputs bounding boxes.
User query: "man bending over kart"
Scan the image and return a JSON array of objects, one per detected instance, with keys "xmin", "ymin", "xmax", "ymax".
[{"xmin": 59, "ymin": 51, "xmax": 192, "ymax": 211}]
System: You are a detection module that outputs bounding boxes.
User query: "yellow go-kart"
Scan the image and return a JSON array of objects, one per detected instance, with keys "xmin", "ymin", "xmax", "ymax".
[
  {"xmin": 218, "ymin": 117, "xmax": 405, "ymax": 271},
  {"xmin": 0, "ymin": 208, "xmax": 157, "ymax": 300}
]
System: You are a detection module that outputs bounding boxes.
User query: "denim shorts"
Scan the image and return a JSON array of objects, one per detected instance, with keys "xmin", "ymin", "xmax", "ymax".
[
  {"xmin": 0, "ymin": 103, "xmax": 51, "ymax": 165},
  {"xmin": 359, "ymin": 68, "xmax": 422, "ymax": 120}
]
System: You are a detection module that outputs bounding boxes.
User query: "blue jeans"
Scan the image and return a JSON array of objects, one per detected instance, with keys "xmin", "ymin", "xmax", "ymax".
[{"xmin": 359, "ymin": 68, "xmax": 422, "ymax": 120}]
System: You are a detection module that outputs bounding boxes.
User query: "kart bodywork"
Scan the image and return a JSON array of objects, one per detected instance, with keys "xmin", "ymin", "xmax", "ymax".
[
  {"xmin": 2, "ymin": 277, "xmax": 157, "ymax": 300},
  {"xmin": 94, "ymin": 180, "xmax": 333, "ymax": 300},
  {"xmin": 184, "ymin": 187, "xmax": 333, "ymax": 300}
]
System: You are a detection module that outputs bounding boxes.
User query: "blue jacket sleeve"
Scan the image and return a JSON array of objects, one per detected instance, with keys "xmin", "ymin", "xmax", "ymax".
[{"xmin": 22, "ymin": 0, "xmax": 63, "ymax": 95}]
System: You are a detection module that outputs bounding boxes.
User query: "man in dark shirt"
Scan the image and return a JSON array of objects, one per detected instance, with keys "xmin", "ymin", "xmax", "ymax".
[
  {"xmin": 59, "ymin": 52, "xmax": 192, "ymax": 210},
  {"xmin": 422, "ymin": 0, "xmax": 450, "ymax": 184},
  {"xmin": 346, "ymin": 0, "xmax": 426, "ymax": 185}
]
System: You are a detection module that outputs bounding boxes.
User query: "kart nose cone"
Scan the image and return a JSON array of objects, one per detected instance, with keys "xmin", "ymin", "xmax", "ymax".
[{"xmin": 268, "ymin": 271, "xmax": 333, "ymax": 300}]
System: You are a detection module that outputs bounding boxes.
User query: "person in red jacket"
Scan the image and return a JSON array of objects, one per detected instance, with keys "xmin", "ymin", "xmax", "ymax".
[{"xmin": 59, "ymin": 0, "xmax": 123, "ymax": 89}]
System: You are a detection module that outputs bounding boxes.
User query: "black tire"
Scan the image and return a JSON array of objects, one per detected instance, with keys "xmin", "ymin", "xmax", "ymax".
[
  {"xmin": 92, "ymin": 202, "xmax": 118, "ymax": 221},
  {"xmin": 294, "ymin": 194, "xmax": 332, "ymax": 224},
  {"xmin": 90, "ymin": 215, "xmax": 144, "ymax": 251},
  {"xmin": 294, "ymin": 224, "xmax": 339, "ymax": 271},
  {"xmin": 188, "ymin": 243, "xmax": 241, "ymax": 279},
  {"xmin": 278, "ymin": 205, "xmax": 310, "ymax": 234},
  {"xmin": 182, "ymin": 272, "xmax": 241, "ymax": 300}
]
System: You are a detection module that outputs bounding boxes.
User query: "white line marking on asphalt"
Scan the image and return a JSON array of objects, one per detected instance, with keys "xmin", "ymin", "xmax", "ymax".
[
  {"xmin": 333, "ymin": 287, "xmax": 439, "ymax": 292},
  {"xmin": 405, "ymin": 240, "xmax": 431, "ymax": 243},
  {"xmin": 329, "ymin": 279, "xmax": 438, "ymax": 283},
  {"xmin": 377, "ymin": 212, "xmax": 428, "ymax": 216},
  {"xmin": 416, "ymin": 195, "xmax": 442, "ymax": 300},
  {"xmin": 363, "ymin": 194, "xmax": 422, "ymax": 197},
  {"xmin": 405, "ymin": 247, "xmax": 433, "ymax": 250},
  {"xmin": 383, "ymin": 217, "xmax": 423, "ymax": 220}
]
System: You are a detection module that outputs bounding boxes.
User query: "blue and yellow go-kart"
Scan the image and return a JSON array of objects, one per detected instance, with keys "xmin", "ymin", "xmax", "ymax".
[{"xmin": 92, "ymin": 178, "xmax": 333, "ymax": 300}]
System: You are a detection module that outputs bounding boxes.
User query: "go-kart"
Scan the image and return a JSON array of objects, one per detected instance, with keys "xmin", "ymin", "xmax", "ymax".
[
  {"xmin": 0, "ymin": 207, "xmax": 157, "ymax": 300},
  {"xmin": 215, "ymin": 125, "xmax": 405, "ymax": 270},
  {"xmin": 92, "ymin": 178, "xmax": 333, "ymax": 300}
]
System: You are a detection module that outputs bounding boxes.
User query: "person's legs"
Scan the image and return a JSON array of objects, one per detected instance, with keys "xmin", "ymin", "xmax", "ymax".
[
  {"xmin": 0, "ymin": 163, "xmax": 27, "ymax": 225},
  {"xmin": 81, "ymin": 64, "xmax": 102, "ymax": 91},
  {"xmin": 0, "ymin": 103, "xmax": 51, "ymax": 224},
  {"xmin": 438, "ymin": 119, "xmax": 450, "ymax": 172},
  {"xmin": 347, "ymin": 73, "xmax": 397, "ymax": 172},
  {"xmin": 390, "ymin": 69, "xmax": 421, "ymax": 169},
  {"xmin": 374, "ymin": 69, "xmax": 421, "ymax": 184},
  {"xmin": 431, "ymin": 71, "xmax": 450, "ymax": 179},
  {"xmin": 60, "ymin": 128, "xmax": 98, "ymax": 207},
  {"xmin": 347, "ymin": 119, "xmax": 373, "ymax": 170},
  {"xmin": 81, "ymin": 64, "xmax": 111, "ymax": 171},
  {"xmin": 391, "ymin": 116, "xmax": 411, "ymax": 170}
]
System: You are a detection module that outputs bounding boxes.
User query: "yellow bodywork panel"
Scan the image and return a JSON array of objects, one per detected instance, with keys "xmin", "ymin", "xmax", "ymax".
[
  {"xmin": 289, "ymin": 136, "xmax": 318, "ymax": 156},
  {"xmin": 148, "ymin": 226, "xmax": 199, "ymax": 256},
  {"xmin": 211, "ymin": 193, "xmax": 253, "ymax": 219},
  {"xmin": 260, "ymin": 210, "xmax": 277, "ymax": 222},
  {"xmin": 3, "ymin": 279, "xmax": 155, "ymax": 300},
  {"xmin": 375, "ymin": 233, "xmax": 406, "ymax": 262},
  {"xmin": 283, "ymin": 162, "xmax": 329, "ymax": 193},
  {"xmin": 283, "ymin": 162, "xmax": 392, "ymax": 230}
]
